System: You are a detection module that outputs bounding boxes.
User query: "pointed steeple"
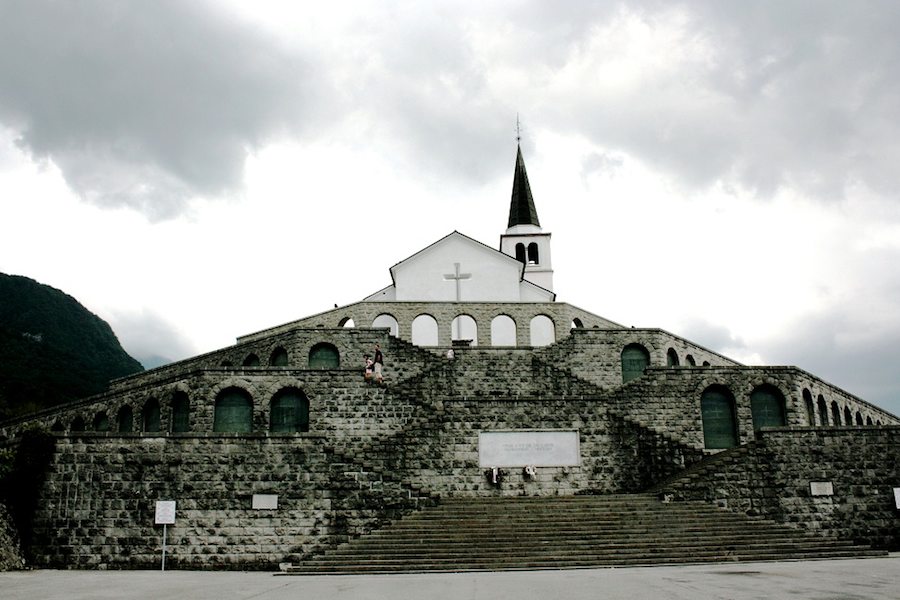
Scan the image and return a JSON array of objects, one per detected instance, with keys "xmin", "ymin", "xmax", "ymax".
[{"xmin": 508, "ymin": 145, "xmax": 541, "ymax": 228}]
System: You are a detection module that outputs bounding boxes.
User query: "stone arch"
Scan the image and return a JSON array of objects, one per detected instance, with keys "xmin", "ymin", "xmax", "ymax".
[
  {"xmin": 171, "ymin": 391, "xmax": 190, "ymax": 433},
  {"xmin": 686, "ymin": 354, "xmax": 696, "ymax": 366},
  {"xmin": 571, "ymin": 318, "xmax": 584, "ymax": 329},
  {"xmin": 750, "ymin": 384, "xmax": 787, "ymax": 431},
  {"xmin": 214, "ymin": 387, "xmax": 253, "ymax": 433},
  {"xmin": 876, "ymin": 420, "xmax": 883, "ymax": 426},
  {"xmin": 51, "ymin": 421, "xmax": 65, "ymax": 432},
  {"xmin": 451, "ymin": 314, "xmax": 478, "ymax": 346},
  {"xmin": 830, "ymin": 401, "xmax": 842, "ymax": 425},
  {"xmin": 855, "ymin": 411, "xmax": 863, "ymax": 426},
  {"xmin": 372, "ymin": 313, "xmax": 399, "ymax": 337},
  {"xmin": 803, "ymin": 389, "xmax": 816, "ymax": 425},
  {"xmin": 412, "ymin": 314, "xmax": 439, "ymax": 346},
  {"xmin": 338, "ymin": 316, "xmax": 355, "ymax": 328},
  {"xmin": 242, "ymin": 353, "xmax": 261, "ymax": 367},
  {"xmin": 221, "ymin": 360, "xmax": 234, "ymax": 367},
  {"xmin": 515, "ymin": 243, "xmax": 526, "ymax": 264},
  {"xmin": 817, "ymin": 395, "xmax": 829, "ymax": 425},
  {"xmin": 844, "ymin": 406, "xmax": 853, "ymax": 426},
  {"xmin": 866, "ymin": 415, "xmax": 873, "ymax": 425},
  {"xmin": 666, "ymin": 348, "xmax": 680, "ymax": 367},
  {"xmin": 71, "ymin": 416, "xmax": 86, "ymax": 432},
  {"xmin": 143, "ymin": 398, "xmax": 161, "ymax": 433},
  {"xmin": 309, "ymin": 342, "xmax": 340, "ymax": 369},
  {"xmin": 270, "ymin": 388, "xmax": 310, "ymax": 433},
  {"xmin": 117, "ymin": 406, "xmax": 134, "ymax": 433},
  {"xmin": 491, "ymin": 314, "xmax": 517, "ymax": 347},
  {"xmin": 527, "ymin": 242, "xmax": 539, "ymax": 264},
  {"xmin": 93, "ymin": 411, "xmax": 109, "ymax": 432},
  {"xmin": 529, "ymin": 314, "xmax": 555, "ymax": 347},
  {"xmin": 702, "ymin": 361, "xmax": 711, "ymax": 367},
  {"xmin": 621, "ymin": 343, "xmax": 650, "ymax": 383},
  {"xmin": 701, "ymin": 385, "xmax": 739, "ymax": 449},
  {"xmin": 269, "ymin": 346, "xmax": 289, "ymax": 367}
]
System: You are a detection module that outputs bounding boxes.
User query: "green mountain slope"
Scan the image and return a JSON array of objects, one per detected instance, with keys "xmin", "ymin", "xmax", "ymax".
[{"xmin": 0, "ymin": 273, "xmax": 144, "ymax": 420}]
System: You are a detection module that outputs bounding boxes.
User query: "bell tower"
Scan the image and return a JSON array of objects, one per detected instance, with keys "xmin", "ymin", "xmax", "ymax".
[{"xmin": 499, "ymin": 144, "xmax": 554, "ymax": 292}]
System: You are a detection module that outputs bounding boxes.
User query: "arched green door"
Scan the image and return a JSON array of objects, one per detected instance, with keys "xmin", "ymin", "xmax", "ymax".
[
  {"xmin": 750, "ymin": 386, "xmax": 786, "ymax": 431},
  {"xmin": 214, "ymin": 389, "xmax": 253, "ymax": 433},
  {"xmin": 270, "ymin": 390, "xmax": 310, "ymax": 433},
  {"xmin": 701, "ymin": 387, "xmax": 738, "ymax": 449},
  {"xmin": 621, "ymin": 344, "xmax": 650, "ymax": 383},
  {"xmin": 309, "ymin": 343, "xmax": 340, "ymax": 369}
]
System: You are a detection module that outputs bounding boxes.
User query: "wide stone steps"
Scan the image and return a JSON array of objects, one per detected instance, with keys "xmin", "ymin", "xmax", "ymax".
[{"xmin": 283, "ymin": 494, "xmax": 885, "ymax": 575}]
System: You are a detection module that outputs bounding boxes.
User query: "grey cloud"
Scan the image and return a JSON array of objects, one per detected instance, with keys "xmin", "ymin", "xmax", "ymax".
[
  {"xmin": 107, "ymin": 309, "xmax": 196, "ymax": 367},
  {"xmin": 678, "ymin": 319, "xmax": 747, "ymax": 355},
  {"xmin": 0, "ymin": 1, "xmax": 323, "ymax": 219}
]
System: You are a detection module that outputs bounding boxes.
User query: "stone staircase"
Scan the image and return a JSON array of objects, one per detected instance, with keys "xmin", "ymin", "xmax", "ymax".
[{"xmin": 283, "ymin": 494, "xmax": 885, "ymax": 574}]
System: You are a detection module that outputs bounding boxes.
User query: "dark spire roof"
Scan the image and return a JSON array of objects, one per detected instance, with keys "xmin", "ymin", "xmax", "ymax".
[{"xmin": 507, "ymin": 145, "xmax": 541, "ymax": 228}]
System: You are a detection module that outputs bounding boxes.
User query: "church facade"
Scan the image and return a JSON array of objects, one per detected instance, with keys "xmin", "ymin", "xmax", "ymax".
[{"xmin": 1, "ymin": 147, "xmax": 899, "ymax": 569}]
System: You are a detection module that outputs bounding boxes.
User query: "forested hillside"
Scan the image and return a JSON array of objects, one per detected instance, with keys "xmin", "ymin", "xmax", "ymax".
[{"xmin": 0, "ymin": 273, "xmax": 143, "ymax": 420}]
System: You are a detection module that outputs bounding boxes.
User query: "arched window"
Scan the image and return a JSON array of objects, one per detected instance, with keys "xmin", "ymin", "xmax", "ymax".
[
  {"xmin": 666, "ymin": 348, "xmax": 680, "ymax": 367},
  {"xmin": 515, "ymin": 243, "xmax": 526, "ymax": 264},
  {"xmin": 214, "ymin": 388, "xmax": 253, "ymax": 433},
  {"xmin": 143, "ymin": 398, "xmax": 161, "ymax": 433},
  {"xmin": 866, "ymin": 415, "xmax": 873, "ymax": 425},
  {"xmin": 221, "ymin": 360, "xmax": 234, "ymax": 367},
  {"xmin": 817, "ymin": 395, "xmax": 829, "ymax": 426},
  {"xmin": 686, "ymin": 354, "xmax": 696, "ymax": 366},
  {"xmin": 338, "ymin": 317, "xmax": 355, "ymax": 328},
  {"xmin": 571, "ymin": 318, "xmax": 584, "ymax": 329},
  {"xmin": 118, "ymin": 406, "xmax": 134, "ymax": 433},
  {"xmin": 843, "ymin": 406, "xmax": 853, "ymax": 426},
  {"xmin": 491, "ymin": 315, "xmax": 517, "ymax": 346},
  {"xmin": 831, "ymin": 401, "xmax": 842, "ymax": 426},
  {"xmin": 855, "ymin": 411, "xmax": 863, "ymax": 426},
  {"xmin": 269, "ymin": 347, "xmax": 289, "ymax": 367},
  {"xmin": 701, "ymin": 386, "xmax": 739, "ymax": 449},
  {"xmin": 372, "ymin": 314, "xmax": 399, "ymax": 337},
  {"xmin": 71, "ymin": 417, "xmax": 86, "ymax": 432},
  {"xmin": 527, "ymin": 242, "xmax": 539, "ymax": 264},
  {"xmin": 530, "ymin": 315, "xmax": 555, "ymax": 347},
  {"xmin": 243, "ymin": 353, "xmax": 261, "ymax": 367},
  {"xmin": 702, "ymin": 361, "xmax": 711, "ymax": 367},
  {"xmin": 270, "ymin": 389, "xmax": 310, "ymax": 433},
  {"xmin": 876, "ymin": 420, "xmax": 882, "ymax": 426},
  {"xmin": 621, "ymin": 343, "xmax": 650, "ymax": 383},
  {"xmin": 412, "ymin": 314, "xmax": 439, "ymax": 346},
  {"xmin": 750, "ymin": 385, "xmax": 787, "ymax": 431},
  {"xmin": 451, "ymin": 314, "xmax": 478, "ymax": 346},
  {"xmin": 803, "ymin": 389, "xmax": 815, "ymax": 425},
  {"xmin": 309, "ymin": 342, "xmax": 340, "ymax": 368},
  {"xmin": 93, "ymin": 411, "xmax": 109, "ymax": 432},
  {"xmin": 171, "ymin": 392, "xmax": 190, "ymax": 433}
]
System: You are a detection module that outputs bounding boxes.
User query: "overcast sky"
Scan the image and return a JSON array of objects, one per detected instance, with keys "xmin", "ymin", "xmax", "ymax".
[{"xmin": 1, "ymin": 1, "xmax": 899, "ymax": 415}]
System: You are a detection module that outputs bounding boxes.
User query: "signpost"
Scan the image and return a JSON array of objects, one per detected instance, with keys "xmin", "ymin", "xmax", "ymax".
[{"xmin": 154, "ymin": 500, "xmax": 176, "ymax": 571}]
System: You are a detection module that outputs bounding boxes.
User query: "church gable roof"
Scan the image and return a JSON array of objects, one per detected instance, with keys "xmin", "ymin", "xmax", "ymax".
[
  {"xmin": 508, "ymin": 145, "xmax": 540, "ymax": 228},
  {"xmin": 388, "ymin": 230, "xmax": 523, "ymax": 277}
]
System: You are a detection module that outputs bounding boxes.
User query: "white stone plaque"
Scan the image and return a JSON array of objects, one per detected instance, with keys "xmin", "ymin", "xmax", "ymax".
[
  {"xmin": 478, "ymin": 430, "xmax": 580, "ymax": 468},
  {"xmin": 252, "ymin": 494, "xmax": 278, "ymax": 510},
  {"xmin": 810, "ymin": 481, "xmax": 834, "ymax": 496},
  {"xmin": 894, "ymin": 487, "xmax": 900, "ymax": 509},
  {"xmin": 154, "ymin": 500, "xmax": 176, "ymax": 525}
]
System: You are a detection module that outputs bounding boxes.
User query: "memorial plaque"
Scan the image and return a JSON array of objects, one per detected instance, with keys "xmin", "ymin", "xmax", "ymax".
[
  {"xmin": 252, "ymin": 494, "xmax": 278, "ymax": 510},
  {"xmin": 894, "ymin": 487, "xmax": 900, "ymax": 509},
  {"xmin": 809, "ymin": 481, "xmax": 834, "ymax": 496},
  {"xmin": 478, "ymin": 430, "xmax": 580, "ymax": 467}
]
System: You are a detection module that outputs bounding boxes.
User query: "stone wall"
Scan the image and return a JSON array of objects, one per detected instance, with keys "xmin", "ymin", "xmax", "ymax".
[
  {"xmin": 0, "ymin": 502, "xmax": 23, "ymax": 570},
  {"xmin": 660, "ymin": 427, "xmax": 900, "ymax": 549}
]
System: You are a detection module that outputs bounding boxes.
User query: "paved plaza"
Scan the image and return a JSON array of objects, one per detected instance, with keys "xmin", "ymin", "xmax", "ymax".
[{"xmin": 1, "ymin": 556, "xmax": 898, "ymax": 600}]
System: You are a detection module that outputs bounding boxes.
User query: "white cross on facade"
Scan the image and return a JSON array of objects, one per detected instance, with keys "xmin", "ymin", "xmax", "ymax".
[{"xmin": 443, "ymin": 262, "xmax": 472, "ymax": 302}]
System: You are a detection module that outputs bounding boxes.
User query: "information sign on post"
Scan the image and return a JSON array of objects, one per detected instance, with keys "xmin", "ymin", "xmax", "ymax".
[{"xmin": 154, "ymin": 500, "xmax": 176, "ymax": 571}]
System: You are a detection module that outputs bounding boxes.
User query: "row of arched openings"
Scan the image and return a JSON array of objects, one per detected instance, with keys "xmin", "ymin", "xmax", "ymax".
[
  {"xmin": 802, "ymin": 389, "xmax": 881, "ymax": 427},
  {"xmin": 622, "ymin": 345, "xmax": 714, "ymax": 384},
  {"xmin": 54, "ymin": 388, "xmax": 311, "ymax": 435},
  {"xmin": 514, "ymin": 242, "xmax": 540, "ymax": 265},
  {"xmin": 343, "ymin": 313, "xmax": 558, "ymax": 347},
  {"xmin": 700, "ymin": 384, "xmax": 787, "ymax": 449},
  {"xmin": 223, "ymin": 343, "xmax": 340, "ymax": 370}
]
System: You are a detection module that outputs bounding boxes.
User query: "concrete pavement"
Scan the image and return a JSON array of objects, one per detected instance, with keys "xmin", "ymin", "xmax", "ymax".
[{"xmin": 1, "ymin": 556, "xmax": 898, "ymax": 600}]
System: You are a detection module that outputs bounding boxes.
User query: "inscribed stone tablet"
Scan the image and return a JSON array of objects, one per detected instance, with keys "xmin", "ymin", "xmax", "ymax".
[
  {"xmin": 809, "ymin": 481, "xmax": 834, "ymax": 496},
  {"xmin": 478, "ymin": 430, "xmax": 580, "ymax": 467},
  {"xmin": 252, "ymin": 494, "xmax": 278, "ymax": 510}
]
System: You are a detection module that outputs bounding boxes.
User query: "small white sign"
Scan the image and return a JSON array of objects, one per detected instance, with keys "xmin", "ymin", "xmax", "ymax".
[
  {"xmin": 252, "ymin": 494, "xmax": 278, "ymax": 510},
  {"xmin": 155, "ymin": 500, "xmax": 176, "ymax": 525},
  {"xmin": 810, "ymin": 481, "xmax": 834, "ymax": 497},
  {"xmin": 893, "ymin": 487, "xmax": 900, "ymax": 509}
]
